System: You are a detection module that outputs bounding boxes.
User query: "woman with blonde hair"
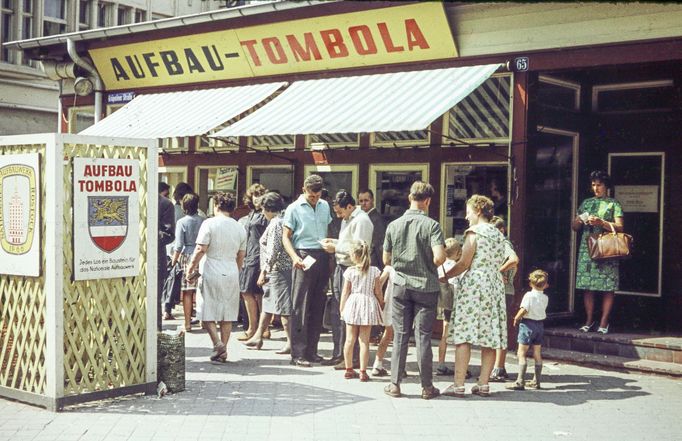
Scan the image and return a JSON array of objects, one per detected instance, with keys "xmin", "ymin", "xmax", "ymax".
[{"xmin": 442, "ymin": 195, "xmax": 507, "ymax": 397}]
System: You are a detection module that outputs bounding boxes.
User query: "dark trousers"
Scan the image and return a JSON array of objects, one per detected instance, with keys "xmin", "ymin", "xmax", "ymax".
[
  {"xmin": 157, "ymin": 261, "xmax": 167, "ymax": 332},
  {"xmin": 329, "ymin": 264, "xmax": 348, "ymax": 359},
  {"xmin": 390, "ymin": 285, "xmax": 438, "ymax": 388},
  {"xmin": 291, "ymin": 249, "xmax": 330, "ymax": 360}
]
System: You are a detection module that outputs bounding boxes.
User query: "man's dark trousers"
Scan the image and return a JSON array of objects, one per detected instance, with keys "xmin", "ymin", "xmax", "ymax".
[
  {"xmin": 291, "ymin": 249, "xmax": 330, "ymax": 361},
  {"xmin": 390, "ymin": 285, "xmax": 438, "ymax": 388}
]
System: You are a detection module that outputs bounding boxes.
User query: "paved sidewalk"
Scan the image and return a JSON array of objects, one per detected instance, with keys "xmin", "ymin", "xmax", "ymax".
[{"xmin": 1, "ymin": 322, "xmax": 681, "ymax": 441}]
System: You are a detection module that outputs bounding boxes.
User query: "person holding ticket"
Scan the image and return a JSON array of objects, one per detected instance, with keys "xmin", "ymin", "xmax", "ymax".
[
  {"xmin": 382, "ymin": 181, "xmax": 446, "ymax": 400},
  {"xmin": 282, "ymin": 175, "xmax": 332, "ymax": 367},
  {"xmin": 319, "ymin": 190, "xmax": 373, "ymax": 368}
]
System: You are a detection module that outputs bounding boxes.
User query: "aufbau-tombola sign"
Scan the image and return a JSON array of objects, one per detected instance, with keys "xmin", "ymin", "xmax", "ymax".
[{"xmin": 87, "ymin": 2, "xmax": 457, "ymax": 90}]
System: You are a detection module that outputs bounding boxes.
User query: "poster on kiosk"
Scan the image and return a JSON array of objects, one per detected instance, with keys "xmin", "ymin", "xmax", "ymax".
[{"xmin": 73, "ymin": 158, "xmax": 140, "ymax": 281}]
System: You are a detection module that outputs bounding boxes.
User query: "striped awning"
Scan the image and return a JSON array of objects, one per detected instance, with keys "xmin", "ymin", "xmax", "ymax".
[
  {"xmin": 212, "ymin": 64, "xmax": 502, "ymax": 137},
  {"xmin": 80, "ymin": 82, "xmax": 286, "ymax": 138}
]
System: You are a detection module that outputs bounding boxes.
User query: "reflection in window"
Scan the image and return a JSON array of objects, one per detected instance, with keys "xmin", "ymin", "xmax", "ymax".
[
  {"xmin": 317, "ymin": 172, "xmax": 352, "ymax": 201},
  {"xmin": 375, "ymin": 170, "xmax": 423, "ymax": 225},
  {"xmin": 447, "ymin": 75, "xmax": 511, "ymax": 142},
  {"xmin": 197, "ymin": 167, "xmax": 239, "ymax": 215},
  {"xmin": 250, "ymin": 167, "xmax": 294, "ymax": 203}
]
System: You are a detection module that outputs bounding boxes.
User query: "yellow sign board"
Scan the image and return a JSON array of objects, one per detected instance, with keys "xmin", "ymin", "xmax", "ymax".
[{"xmin": 89, "ymin": 3, "xmax": 457, "ymax": 90}]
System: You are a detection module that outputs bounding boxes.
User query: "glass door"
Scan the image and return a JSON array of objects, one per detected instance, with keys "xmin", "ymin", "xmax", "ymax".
[{"xmin": 526, "ymin": 128, "xmax": 579, "ymax": 315}]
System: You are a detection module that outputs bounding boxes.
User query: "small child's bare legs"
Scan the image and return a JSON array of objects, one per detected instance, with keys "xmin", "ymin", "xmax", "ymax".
[
  {"xmin": 344, "ymin": 324, "xmax": 358, "ymax": 370},
  {"xmin": 515, "ymin": 343, "xmax": 529, "ymax": 385},
  {"xmin": 358, "ymin": 325, "xmax": 371, "ymax": 372},
  {"xmin": 531, "ymin": 344, "xmax": 543, "ymax": 388}
]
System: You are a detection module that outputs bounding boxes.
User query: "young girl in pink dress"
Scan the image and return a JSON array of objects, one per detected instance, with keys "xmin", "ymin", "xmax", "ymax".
[{"xmin": 340, "ymin": 240, "xmax": 384, "ymax": 382}]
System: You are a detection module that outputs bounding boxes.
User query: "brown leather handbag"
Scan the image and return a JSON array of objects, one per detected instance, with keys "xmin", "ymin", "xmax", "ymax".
[{"xmin": 587, "ymin": 222, "xmax": 633, "ymax": 261}]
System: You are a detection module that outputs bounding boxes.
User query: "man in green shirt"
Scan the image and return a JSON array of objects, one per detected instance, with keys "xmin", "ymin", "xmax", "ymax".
[{"xmin": 383, "ymin": 181, "xmax": 446, "ymax": 399}]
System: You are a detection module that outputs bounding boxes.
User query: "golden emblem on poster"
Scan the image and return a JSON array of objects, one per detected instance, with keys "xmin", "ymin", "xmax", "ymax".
[{"xmin": 0, "ymin": 163, "xmax": 37, "ymax": 256}]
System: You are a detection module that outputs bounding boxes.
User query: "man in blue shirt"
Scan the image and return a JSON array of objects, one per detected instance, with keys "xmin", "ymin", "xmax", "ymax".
[{"xmin": 283, "ymin": 175, "xmax": 332, "ymax": 367}]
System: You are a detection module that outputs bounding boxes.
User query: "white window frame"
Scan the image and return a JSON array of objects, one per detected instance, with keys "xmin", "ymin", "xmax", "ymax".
[
  {"xmin": 539, "ymin": 74, "xmax": 581, "ymax": 112},
  {"xmin": 370, "ymin": 130, "xmax": 430, "ymax": 148},
  {"xmin": 42, "ymin": 0, "xmax": 68, "ymax": 36},
  {"xmin": 67, "ymin": 105, "xmax": 95, "ymax": 134},
  {"xmin": 158, "ymin": 137, "xmax": 190, "ymax": 153},
  {"xmin": 0, "ymin": 0, "xmax": 15, "ymax": 63},
  {"xmin": 592, "ymin": 79, "xmax": 674, "ymax": 113}
]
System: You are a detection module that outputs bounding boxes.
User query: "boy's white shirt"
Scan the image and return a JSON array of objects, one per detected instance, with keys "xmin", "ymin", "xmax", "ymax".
[
  {"xmin": 441, "ymin": 258, "xmax": 466, "ymax": 289},
  {"xmin": 520, "ymin": 289, "xmax": 549, "ymax": 321}
]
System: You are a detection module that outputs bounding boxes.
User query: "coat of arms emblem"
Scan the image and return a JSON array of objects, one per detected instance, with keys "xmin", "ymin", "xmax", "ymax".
[{"xmin": 87, "ymin": 196, "xmax": 129, "ymax": 253}]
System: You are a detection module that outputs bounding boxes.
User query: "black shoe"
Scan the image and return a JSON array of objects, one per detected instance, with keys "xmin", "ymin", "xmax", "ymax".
[
  {"xmin": 290, "ymin": 358, "xmax": 312, "ymax": 368},
  {"xmin": 308, "ymin": 354, "xmax": 324, "ymax": 363},
  {"xmin": 321, "ymin": 356, "xmax": 343, "ymax": 366}
]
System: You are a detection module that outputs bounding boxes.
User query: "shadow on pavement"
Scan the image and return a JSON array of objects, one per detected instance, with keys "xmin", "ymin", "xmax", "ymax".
[
  {"xmin": 446, "ymin": 374, "xmax": 649, "ymax": 406},
  {"xmin": 65, "ymin": 380, "xmax": 370, "ymax": 416}
]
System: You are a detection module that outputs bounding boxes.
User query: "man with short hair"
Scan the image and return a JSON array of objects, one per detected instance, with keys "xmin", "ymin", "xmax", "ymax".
[
  {"xmin": 282, "ymin": 175, "xmax": 332, "ymax": 367},
  {"xmin": 358, "ymin": 189, "xmax": 386, "ymax": 269},
  {"xmin": 383, "ymin": 181, "xmax": 446, "ymax": 400},
  {"xmin": 320, "ymin": 190, "xmax": 373, "ymax": 367}
]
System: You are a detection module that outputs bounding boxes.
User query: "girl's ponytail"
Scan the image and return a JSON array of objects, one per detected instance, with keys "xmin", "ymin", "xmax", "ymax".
[{"xmin": 350, "ymin": 240, "xmax": 370, "ymax": 274}]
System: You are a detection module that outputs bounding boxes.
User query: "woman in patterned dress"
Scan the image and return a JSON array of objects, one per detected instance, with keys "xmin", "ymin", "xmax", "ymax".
[
  {"xmin": 244, "ymin": 192, "xmax": 293, "ymax": 354},
  {"xmin": 572, "ymin": 170, "xmax": 624, "ymax": 335},
  {"xmin": 442, "ymin": 195, "xmax": 507, "ymax": 397}
]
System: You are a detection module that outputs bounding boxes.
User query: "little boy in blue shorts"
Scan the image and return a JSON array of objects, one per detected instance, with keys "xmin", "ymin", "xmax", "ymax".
[{"xmin": 507, "ymin": 270, "xmax": 549, "ymax": 390}]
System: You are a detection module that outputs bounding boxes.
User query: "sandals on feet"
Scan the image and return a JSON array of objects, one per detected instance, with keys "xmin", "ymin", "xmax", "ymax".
[
  {"xmin": 344, "ymin": 369, "xmax": 359, "ymax": 379},
  {"xmin": 526, "ymin": 380, "xmax": 541, "ymax": 389},
  {"xmin": 442, "ymin": 384, "xmax": 466, "ymax": 398},
  {"xmin": 579, "ymin": 322, "xmax": 595, "ymax": 333},
  {"xmin": 506, "ymin": 381, "xmax": 525, "ymax": 391},
  {"xmin": 209, "ymin": 343, "xmax": 226, "ymax": 362},
  {"xmin": 359, "ymin": 370, "xmax": 370, "ymax": 382},
  {"xmin": 597, "ymin": 324, "xmax": 609, "ymax": 334},
  {"xmin": 471, "ymin": 384, "xmax": 490, "ymax": 397}
]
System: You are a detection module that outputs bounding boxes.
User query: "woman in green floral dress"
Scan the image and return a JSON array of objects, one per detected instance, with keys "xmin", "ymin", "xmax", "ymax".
[
  {"xmin": 572, "ymin": 170, "xmax": 624, "ymax": 335},
  {"xmin": 442, "ymin": 195, "xmax": 507, "ymax": 397}
]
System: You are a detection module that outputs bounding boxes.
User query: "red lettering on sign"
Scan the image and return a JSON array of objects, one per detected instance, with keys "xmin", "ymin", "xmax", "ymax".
[
  {"xmin": 319, "ymin": 29, "xmax": 349, "ymax": 58},
  {"xmin": 262, "ymin": 37, "xmax": 288, "ymax": 64},
  {"xmin": 377, "ymin": 22, "xmax": 404, "ymax": 53},
  {"xmin": 405, "ymin": 19, "xmax": 429, "ymax": 51},
  {"xmin": 286, "ymin": 33, "xmax": 322, "ymax": 62},
  {"xmin": 241, "ymin": 40, "xmax": 262, "ymax": 66},
  {"xmin": 348, "ymin": 25, "xmax": 377, "ymax": 56}
]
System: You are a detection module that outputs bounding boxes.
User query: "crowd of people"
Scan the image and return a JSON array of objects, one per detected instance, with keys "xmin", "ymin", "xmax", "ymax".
[{"xmin": 156, "ymin": 169, "xmax": 623, "ymax": 398}]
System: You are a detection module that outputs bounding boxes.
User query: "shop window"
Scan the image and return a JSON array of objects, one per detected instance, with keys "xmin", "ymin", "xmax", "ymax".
[
  {"xmin": 444, "ymin": 75, "xmax": 512, "ymax": 145},
  {"xmin": 249, "ymin": 134, "xmax": 295, "ymax": 151},
  {"xmin": 538, "ymin": 75, "xmax": 580, "ymax": 112},
  {"xmin": 43, "ymin": 0, "xmax": 67, "ymax": 36},
  {"xmin": 441, "ymin": 163, "xmax": 508, "ymax": 238},
  {"xmin": 0, "ymin": 1, "xmax": 14, "ymax": 62},
  {"xmin": 68, "ymin": 106, "xmax": 94, "ymax": 133},
  {"xmin": 78, "ymin": 0, "xmax": 91, "ymax": 30},
  {"xmin": 371, "ymin": 130, "xmax": 429, "ymax": 148},
  {"xmin": 304, "ymin": 164, "xmax": 358, "ymax": 200},
  {"xmin": 525, "ymin": 128, "xmax": 578, "ymax": 315},
  {"xmin": 159, "ymin": 166, "xmax": 188, "ymax": 203},
  {"xmin": 592, "ymin": 80, "xmax": 675, "ymax": 114},
  {"xmin": 370, "ymin": 164, "xmax": 428, "ymax": 225},
  {"xmin": 158, "ymin": 137, "xmax": 189, "ymax": 152},
  {"xmin": 195, "ymin": 166, "xmax": 239, "ymax": 215},
  {"xmin": 247, "ymin": 165, "xmax": 294, "ymax": 203},
  {"xmin": 308, "ymin": 133, "xmax": 359, "ymax": 149}
]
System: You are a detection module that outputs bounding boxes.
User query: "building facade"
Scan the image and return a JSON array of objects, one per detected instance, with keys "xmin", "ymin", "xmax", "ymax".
[
  {"xmin": 5, "ymin": 1, "xmax": 682, "ymax": 333},
  {"xmin": 0, "ymin": 0, "xmax": 237, "ymax": 135}
]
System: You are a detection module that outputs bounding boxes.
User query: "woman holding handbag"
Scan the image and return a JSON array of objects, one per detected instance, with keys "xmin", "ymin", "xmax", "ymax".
[{"xmin": 572, "ymin": 170, "xmax": 624, "ymax": 335}]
